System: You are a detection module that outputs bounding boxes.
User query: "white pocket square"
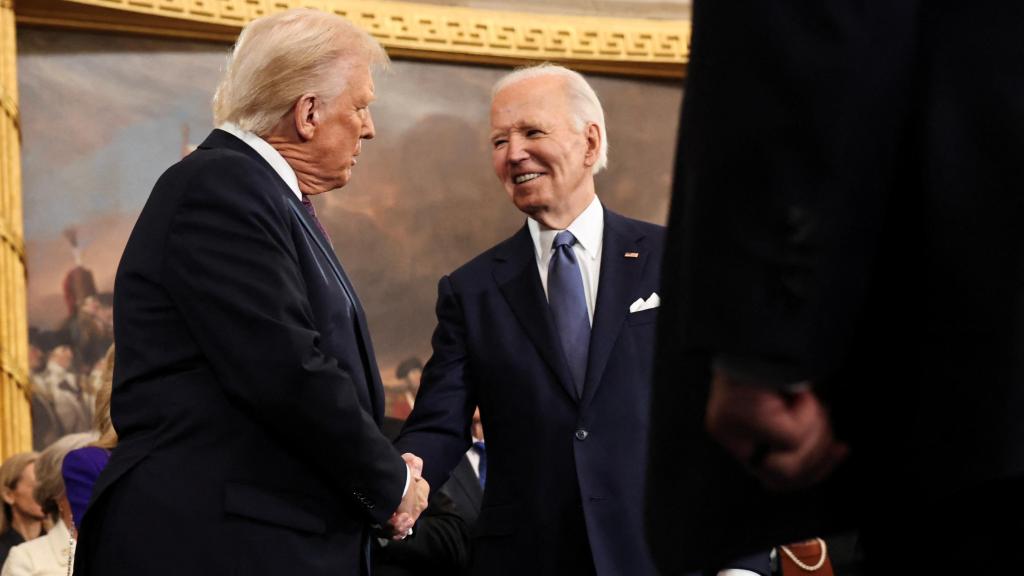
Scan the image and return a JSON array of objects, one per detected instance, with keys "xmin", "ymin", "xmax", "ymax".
[{"xmin": 629, "ymin": 292, "xmax": 661, "ymax": 313}]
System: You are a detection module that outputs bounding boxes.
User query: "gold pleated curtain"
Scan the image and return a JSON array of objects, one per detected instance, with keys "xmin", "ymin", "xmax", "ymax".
[{"xmin": 0, "ymin": 0, "xmax": 32, "ymax": 460}]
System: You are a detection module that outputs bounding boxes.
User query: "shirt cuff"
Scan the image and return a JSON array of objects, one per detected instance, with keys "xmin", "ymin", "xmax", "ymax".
[
  {"xmin": 717, "ymin": 570, "xmax": 762, "ymax": 576},
  {"xmin": 402, "ymin": 465, "xmax": 411, "ymax": 498}
]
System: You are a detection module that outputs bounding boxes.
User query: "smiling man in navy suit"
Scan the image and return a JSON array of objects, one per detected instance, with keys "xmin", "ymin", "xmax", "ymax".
[
  {"xmin": 395, "ymin": 65, "xmax": 768, "ymax": 576},
  {"xmin": 73, "ymin": 9, "xmax": 428, "ymax": 576}
]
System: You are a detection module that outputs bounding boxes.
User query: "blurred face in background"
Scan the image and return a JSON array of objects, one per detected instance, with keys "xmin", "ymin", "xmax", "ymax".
[
  {"xmin": 2, "ymin": 462, "xmax": 45, "ymax": 525},
  {"xmin": 404, "ymin": 368, "xmax": 422, "ymax": 394},
  {"xmin": 49, "ymin": 345, "xmax": 74, "ymax": 371}
]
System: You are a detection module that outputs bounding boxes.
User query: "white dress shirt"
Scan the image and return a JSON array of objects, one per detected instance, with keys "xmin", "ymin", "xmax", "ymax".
[
  {"xmin": 218, "ymin": 123, "xmax": 302, "ymax": 201},
  {"xmin": 465, "ymin": 437, "xmax": 484, "ymax": 479},
  {"xmin": 527, "ymin": 196, "xmax": 604, "ymax": 325}
]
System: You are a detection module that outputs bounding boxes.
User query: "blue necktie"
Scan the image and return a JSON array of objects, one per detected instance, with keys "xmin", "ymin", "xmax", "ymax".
[
  {"xmin": 472, "ymin": 441, "xmax": 487, "ymax": 489},
  {"xmin": 547, "ymin": 230, "xmax": 590, "ymax": 398}
]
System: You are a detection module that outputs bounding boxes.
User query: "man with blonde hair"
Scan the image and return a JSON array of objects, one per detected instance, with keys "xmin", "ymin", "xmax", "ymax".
[
  {"xmin": 396, "ymin": 63, "xmax": 768, "ymax": 576},
  {"xmin": 74, "ymin": 9, "xmax": 427, "ymax": 576}
]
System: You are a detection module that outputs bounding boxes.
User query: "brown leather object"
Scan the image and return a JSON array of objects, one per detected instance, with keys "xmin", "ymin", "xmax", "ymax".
[{"xmin": 779, "ymin": 538, "xmax": 834, "ymax": 576}]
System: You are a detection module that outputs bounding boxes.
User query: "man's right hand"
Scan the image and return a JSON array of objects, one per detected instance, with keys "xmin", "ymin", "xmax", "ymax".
[{"xmin": 387, "ymin": 455, "xmax": 430, "ymax": 538}]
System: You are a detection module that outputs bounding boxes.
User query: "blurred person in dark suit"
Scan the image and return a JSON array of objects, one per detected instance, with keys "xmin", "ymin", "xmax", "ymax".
[
  {"xmin": 439, "ymin": 408, "xmax": 484, "ymax": 531},
  {"xmin": 72, "ymin": 9, "xmax": 429, "ymax": 576},
  {"xmin": 374, "ymin": 417, "xmax": 470, "ymax": 576},
  {"xmin": 373, "ymin": 410, "xmax": 485, "ymax": 576},
  {"xmin": 647, "ymin": 1, "xmax": 1024, "ymax": 573}
]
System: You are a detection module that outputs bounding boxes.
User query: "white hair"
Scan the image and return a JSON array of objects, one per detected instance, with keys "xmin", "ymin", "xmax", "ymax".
[
  {"xmin": 492, "ymin": 63, "xmax": 609, "ymax": 174},
  {"xmin": 213, "ymin": 8, "xmax": 389, "ymax": 136}
]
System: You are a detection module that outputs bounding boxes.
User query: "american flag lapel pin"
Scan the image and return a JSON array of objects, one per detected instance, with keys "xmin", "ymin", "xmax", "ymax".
[{"xmin": 624, "ymin": 252, "xmax": 639, "ymax": 258}]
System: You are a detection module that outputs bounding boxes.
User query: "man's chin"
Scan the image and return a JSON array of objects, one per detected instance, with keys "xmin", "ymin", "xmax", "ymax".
[
  {"xmin": 330, "ymin": 170, "xmax": 352, "ymax": 191},
  {"xmin": 514, "ymin": 203, "xmax": 545, "ymax": 218},
  {"xmin": 512, "ymin": 193, "xmax": 547, "ymax": 216}
]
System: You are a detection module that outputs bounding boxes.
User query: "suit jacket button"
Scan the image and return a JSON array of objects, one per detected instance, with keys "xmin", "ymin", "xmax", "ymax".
[{"xmin": 575, "ymin": 429, "xmax": 589, "ymax": 441}]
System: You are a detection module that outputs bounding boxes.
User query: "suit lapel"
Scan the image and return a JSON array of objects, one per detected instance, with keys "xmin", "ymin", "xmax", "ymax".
[
  {"xmin": 581, "ymin": 210, "xmax": 649, "ymax": 407},
  {"xmin": 453, "ymin": 457, "xmax": 484, "ymax": 511},
  {"xmin": 492, "ymin": 226, "xmax": 579, "ymax": 403},
  {"xmin": 288, "ymin": 201, "xmax": 387, "ymax": 423},
  {"xmin": 199, "ymin": 131, "xmax": 386, "ymax": 422}
]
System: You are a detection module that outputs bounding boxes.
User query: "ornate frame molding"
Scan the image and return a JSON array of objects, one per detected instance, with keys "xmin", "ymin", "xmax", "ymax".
[{"xmin": 14, "ymin": 0, "xmax": 690, "ymax": 78}]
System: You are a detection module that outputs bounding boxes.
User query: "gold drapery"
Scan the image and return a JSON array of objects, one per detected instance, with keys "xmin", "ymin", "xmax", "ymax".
[{"xmin": 0, "ymin": 0, "xmax": 32, "ymax": 460}]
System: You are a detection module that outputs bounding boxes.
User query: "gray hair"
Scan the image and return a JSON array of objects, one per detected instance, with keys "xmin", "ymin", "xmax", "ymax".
[
  {"xmin": 492, "ymin": 63, "xmax": 609, "ymax": 174},
  {"xmin": 1, "ymin": 452, "xmax": 38, "ymax": 534},
  {"xmin": 213, "ymin": 8, "xmax": 389, "ymax": 136},
  {"xmin": 33, "ymin": 433, "xmax": 95, "ymax": 520}
]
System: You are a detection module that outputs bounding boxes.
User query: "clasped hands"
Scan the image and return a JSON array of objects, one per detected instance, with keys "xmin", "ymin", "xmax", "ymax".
[
  {"xmin": 385, "ymin": 453, "xmax": 430, "ymax": 540},
  {"xmin": 705, "ymin": 367, "xmax": 849, "ymax": 492}
]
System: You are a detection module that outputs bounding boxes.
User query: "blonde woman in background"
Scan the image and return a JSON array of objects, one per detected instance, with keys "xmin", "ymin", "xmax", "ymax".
[
  {"xmin": 0, "ymin": 454, "xmax": 45, "ymax": 568},
  {"xmin": 0, "ymin": 434, "xmax": 94, "ymax": 576},
  {"xmin": 61, "ymin": 346, "xmax": 116, "ymax": 533}
]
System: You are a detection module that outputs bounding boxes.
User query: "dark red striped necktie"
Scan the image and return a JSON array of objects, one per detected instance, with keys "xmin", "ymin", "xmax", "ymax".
[{"xmin": 300, "ymin": 194, "xmax": 332, "ymax": 243}]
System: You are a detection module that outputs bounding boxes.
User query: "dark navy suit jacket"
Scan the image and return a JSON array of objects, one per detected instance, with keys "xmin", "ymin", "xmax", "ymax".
[
  {"xmin": 441, "ymin": 455, "xmax": 483, "ymax": 530},
  {"xmin": 397, "ymin": 209, "xmax": 766, "ymax": 575},
  {"xmin": 74, "ymin": 129, "xmax": 406, "ymax": 576}
]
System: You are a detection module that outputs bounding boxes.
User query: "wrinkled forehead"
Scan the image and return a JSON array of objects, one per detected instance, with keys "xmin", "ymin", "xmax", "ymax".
[{"xmin": 490, "ymin": 80, "xmax": 572, "ymax": 131}]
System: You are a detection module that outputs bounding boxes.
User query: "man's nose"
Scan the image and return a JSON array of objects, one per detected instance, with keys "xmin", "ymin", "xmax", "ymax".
[
  {"xmin": 507, "ymin": 135, "xmax": 529, "ymax": 163},
  {"xmin": 362, "ymin": 109, "xmax": 376, "ymax": 140}
]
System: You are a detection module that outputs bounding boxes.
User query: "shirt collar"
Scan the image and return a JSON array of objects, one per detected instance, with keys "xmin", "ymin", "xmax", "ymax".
[
  {"xmin": 218, "ymin": 123, "xmax": 302, "ymax": 201},
  {"xmin": 528, "ymin": 196, "xmax": 604, "ymax": 263}
]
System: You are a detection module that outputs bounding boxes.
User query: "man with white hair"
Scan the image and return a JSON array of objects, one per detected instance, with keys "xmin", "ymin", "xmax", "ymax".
[
  {"xmin": 395, "ymin": 64, "xmax": 767, "ymax": 576},
  {"xmin": 73, "ymin": 9, "xmax": 428, "ymax": 576}
]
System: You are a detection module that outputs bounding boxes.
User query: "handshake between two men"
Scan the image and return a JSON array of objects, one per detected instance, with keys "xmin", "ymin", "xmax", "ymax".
[{"xmin": 385, "ymin": 452, "xmax": 431, "ymax": 540}]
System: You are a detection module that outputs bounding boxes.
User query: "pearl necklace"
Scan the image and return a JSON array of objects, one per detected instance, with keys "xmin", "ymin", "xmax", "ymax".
[{"xmin": 779, "ymin": 537, "xmax": 828, "ymax": 571}]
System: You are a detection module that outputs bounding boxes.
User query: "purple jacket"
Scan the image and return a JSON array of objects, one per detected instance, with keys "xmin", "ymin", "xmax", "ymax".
[{"xmin": 62, "ymin": 446, "xmax": 111, "ymax": 530}]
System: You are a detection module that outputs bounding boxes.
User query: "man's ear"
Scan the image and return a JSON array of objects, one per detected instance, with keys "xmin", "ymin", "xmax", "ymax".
[
  {"xmin": 583, "ymin": 123, "xmax": 601, "ymax": 168},
  {"xmin": 293, "ymin": 93, "xmax": 320, "ymax": 141}
]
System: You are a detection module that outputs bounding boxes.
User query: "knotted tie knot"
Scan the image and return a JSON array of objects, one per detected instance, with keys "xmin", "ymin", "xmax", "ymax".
[{"xmin": 552, "ymin": 230, "xmax": 577, "ymax": 251}]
